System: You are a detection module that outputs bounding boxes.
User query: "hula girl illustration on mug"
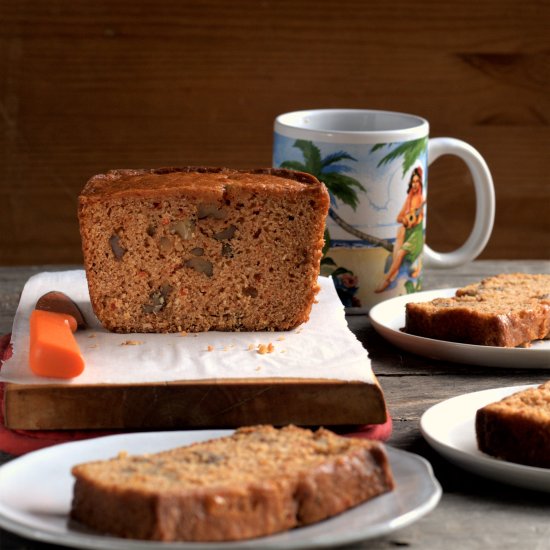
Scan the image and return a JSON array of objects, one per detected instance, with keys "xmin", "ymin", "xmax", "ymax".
[{"xmin": 375, "ymin": 166, "xmax": 425, "ymax": 293}]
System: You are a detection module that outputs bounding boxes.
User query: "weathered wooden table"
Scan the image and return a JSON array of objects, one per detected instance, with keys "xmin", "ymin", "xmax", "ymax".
[{"xmin": 1, "ymin": 260, "xmax": 549, "ymax": 549}]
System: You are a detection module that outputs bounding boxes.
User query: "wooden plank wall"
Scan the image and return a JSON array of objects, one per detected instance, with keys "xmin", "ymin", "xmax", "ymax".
[{"xmin": 1, "ymin": 0, "xmax": 548, "ymax": 265}]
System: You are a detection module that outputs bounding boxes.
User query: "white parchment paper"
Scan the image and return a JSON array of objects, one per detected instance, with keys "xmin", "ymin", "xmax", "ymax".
[{"xmin": 1, "ymin": 271, "xmax": 375, "ymax": 386}]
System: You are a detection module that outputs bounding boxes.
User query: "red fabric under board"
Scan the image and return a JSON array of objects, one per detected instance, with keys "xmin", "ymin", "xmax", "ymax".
[{"xmin": 0, "ymin": 333, "xmax": 392, "ymax": 456}]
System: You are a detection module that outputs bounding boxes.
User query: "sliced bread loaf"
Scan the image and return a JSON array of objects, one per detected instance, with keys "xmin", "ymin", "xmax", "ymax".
[{"xmin": 78, "ymin": 167, "xmax": 329, "ymax": 333}]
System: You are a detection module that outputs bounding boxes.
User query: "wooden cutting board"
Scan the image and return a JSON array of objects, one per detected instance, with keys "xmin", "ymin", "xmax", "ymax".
[{"xmin": 3, "ymin": 377, "xmax": 386, "ymax": 430}]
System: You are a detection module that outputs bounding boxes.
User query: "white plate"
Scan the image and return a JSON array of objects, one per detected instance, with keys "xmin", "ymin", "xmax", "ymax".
[
  {"xmin": 421, "ymin": 385, "xmax": 550, "ymax": 492},
  {"xmin": 369, "ymin": 288, "xmax": 550, "ymax": 368},
  {"xmin": 0, "ymin": 430, "xmax": 441, "ymax": 550}
]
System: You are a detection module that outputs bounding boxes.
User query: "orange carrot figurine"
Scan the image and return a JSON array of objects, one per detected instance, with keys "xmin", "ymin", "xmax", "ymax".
[{"xmin": 29, "ymin": 310, "xmax": 84, "ymax": 378}]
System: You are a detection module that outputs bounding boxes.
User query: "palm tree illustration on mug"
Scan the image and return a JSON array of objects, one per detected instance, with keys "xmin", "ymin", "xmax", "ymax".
[
  {"xmin": 279, "ymin": 140, "xmax": 393, "ymax": 252},
  {"xmin": 280, "ymin": 138, "xmax": 428, "ymax": 298}
]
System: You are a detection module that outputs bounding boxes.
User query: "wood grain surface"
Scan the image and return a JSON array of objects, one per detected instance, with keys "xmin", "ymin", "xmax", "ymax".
[
  {"xmin": 3, "ymin": 378, "xmax": 386, "ymax": 430},
  {"xmin": 1, "ymin": 0, "xmax": 549, "ymax": 265}
]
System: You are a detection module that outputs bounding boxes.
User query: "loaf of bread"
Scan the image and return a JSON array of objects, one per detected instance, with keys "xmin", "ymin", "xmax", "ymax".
[
  {"xmin": 476, "ymin": 382, "xmax": 550, "ymax": 468},
  {"xmin": 405, "ymin": 273, "xmax": 550, "ymax": 347},
  {"xmin": 78, "ymin": 167, "xmax": 329, "ymax": 333},
  {"xmin": 70, "ymin": 425, "xmax": 395, "ymax": 542}
]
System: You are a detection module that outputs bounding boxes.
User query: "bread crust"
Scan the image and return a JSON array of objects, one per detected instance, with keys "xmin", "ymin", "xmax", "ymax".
[
  {"xmin": 78, "ymin": 167, "xmax": 329, "ymax": 333},
  {"xmin": 70, "ymin": 425, "xmax": 394, "ymax": 542}
]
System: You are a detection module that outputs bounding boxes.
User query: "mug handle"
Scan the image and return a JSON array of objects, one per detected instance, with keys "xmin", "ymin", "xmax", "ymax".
[{"xmin": 424, "ymin": 137, "xmax": 495, "ymax": 268}]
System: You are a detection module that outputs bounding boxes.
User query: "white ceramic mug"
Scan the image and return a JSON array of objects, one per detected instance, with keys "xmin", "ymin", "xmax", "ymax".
[{"xmin": 273, "ymin": 109, "xmax": 495, "ymax": 312}]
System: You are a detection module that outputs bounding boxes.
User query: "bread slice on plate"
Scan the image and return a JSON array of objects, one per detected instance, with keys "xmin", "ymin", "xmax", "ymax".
[
  {"xmin": 405, "ymin": 273, "xmax": 550, "ymax": 347},
  {"xmin": 70, "ymin": 425, "xmax": 395, "ymax": 541},
  {"xmin": 476, "ymin": 381, "xmax": 550, "ymax": 468}
]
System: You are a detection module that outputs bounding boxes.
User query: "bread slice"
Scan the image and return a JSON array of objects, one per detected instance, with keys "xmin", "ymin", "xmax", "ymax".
[
  {"xmin": 405, "ymin": 273, "xmax": 550, "ymax": 347},
  {"xmin": 476, "ymin": 382, "xmax": 550, "ymax": 468},
  {"xmin": 70, "ymin": 425, "xmax": 394, "ymax": 541},
  {"xmin": 78, "ymin": 167, "xmax": 329, "ymax": 333}
]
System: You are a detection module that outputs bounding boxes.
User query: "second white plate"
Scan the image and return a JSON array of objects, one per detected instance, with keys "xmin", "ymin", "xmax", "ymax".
[
  {"xmin": 420, "ymin": 384, "xmax": 550, "ymax": 492},
  {"xmin": 369, "ymin": 288, "xmax": 550, "ymax": 368},
  {"xmin": 0, "ymin": 430, "xmax": 441, "ymax": 549}
]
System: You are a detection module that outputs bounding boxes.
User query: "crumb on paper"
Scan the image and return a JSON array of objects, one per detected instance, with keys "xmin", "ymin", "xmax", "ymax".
[
  {"xmin": 207, "ymin": 345, "xmax": 214, "ymax": 352},
  {"xmin": 87, "ymin": 333, "xmax": 96, "ymax": 339},
  {"xmin": 255, "ymin": 366, "xmax": 262, "ymax": 371},
  {"xmin": 88, "ymin": 344, "xmax": 98, "ymax": 349},
  {"xmin": 294, "ymin": 327, "xmax": 303, "ymax": 334},
  {"xmin": 117, "ymin": 450, "xmax": 128, "ymax": 459},
  {"xmin": 179, "ymin": 331, "xmax": 188, "ymax": 337},
  {"xmin": 280, "ymin": 349, "xmax": 286, "ymax": 353},
  {"xmin": 257, "ymin": 343, "xmax": 275, "ymax": 355},
  {"xmin": 120, "ymin": 340, "xmax": 144, "ymax": 346},
  {"xmin": 276, "ymin": 336, "xmax": 285, "ymax": 341},
  {"xmin": 247, "ymin": 343, "xmax": 255, "ymax": 351},
  {"xmin": 313, "ymin": 299, "xmax": 319, "ymax": 304}
]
